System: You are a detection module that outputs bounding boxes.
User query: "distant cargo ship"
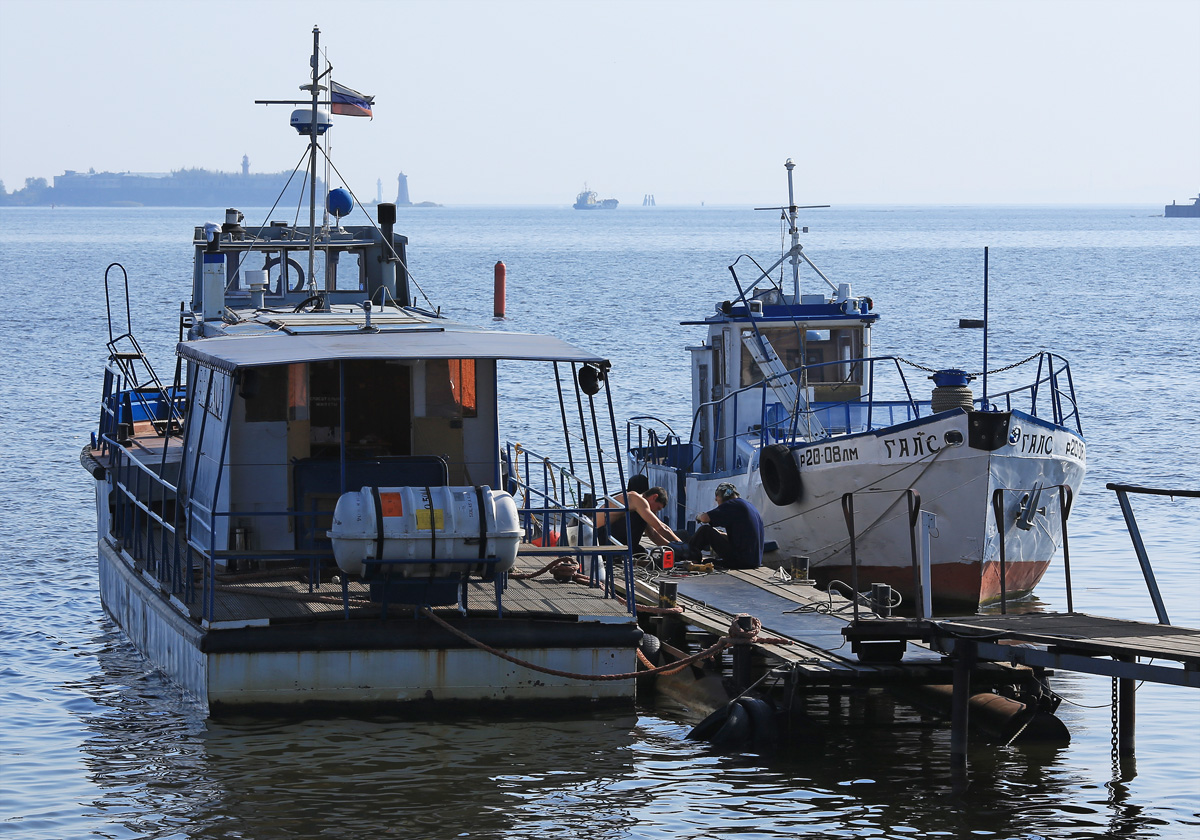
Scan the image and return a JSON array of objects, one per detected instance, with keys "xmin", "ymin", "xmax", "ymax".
[
  {"xmin": 573, "ymin": 186, "xmax": 618, "ymax": 210},
  {"xmin": 1164, "ymin": 194, "xmax": 1200, "ymax": 218}
]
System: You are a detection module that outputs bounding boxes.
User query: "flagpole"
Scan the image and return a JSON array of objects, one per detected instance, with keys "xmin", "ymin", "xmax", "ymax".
[
  {"xmin": 308, "ymin": 26, "xmax": 319, "ymax": 300},
  {"xmin": 323, "ymin": 54, "xmax": 332, "ymax": 236}
]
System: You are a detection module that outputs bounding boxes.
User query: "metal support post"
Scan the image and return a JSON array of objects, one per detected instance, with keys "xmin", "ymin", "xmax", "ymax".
[
  {"xmin": 992, "ymin": 489, "xmax": 1008, "ymax": 614},
  {"xmin": 919, "ymin": 511, "xmax": 935, "ymax": 620},
  {"xmin": 1112, "ymin": 487, "xmax": 1170, "ymax": 624},
  {"xmin": 1118, "ymin": 655, "xmax": 1136, "ymax": 756},
  {"xmin": 731, "ymin": 615, "xmax": 755, "ymax": 693},
  {"xmin": 951, "ymin": 639, "xmax": 975, "ymax": 785}
]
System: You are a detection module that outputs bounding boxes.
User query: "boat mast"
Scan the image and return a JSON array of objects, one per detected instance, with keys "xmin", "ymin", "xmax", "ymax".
[{"xmin": 786, "ymin": 158, "xmax": 801, "ymax": 302}]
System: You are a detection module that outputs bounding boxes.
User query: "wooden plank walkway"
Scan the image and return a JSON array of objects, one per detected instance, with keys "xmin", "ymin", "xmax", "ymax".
[
  {"xmin": 636, "ymin": 568, "xmax": 1023, "ymax": 687},
  {"xmin": 633, "ymin": 566, "xmax": 1200, "ymax": 690},
  {"xmin": 932, "ymin": 613, "xmax": 1200, "ymax": 667},
  {"xmin": 184, "ymin": 550, "xmax": 632, "ymax": 625}
]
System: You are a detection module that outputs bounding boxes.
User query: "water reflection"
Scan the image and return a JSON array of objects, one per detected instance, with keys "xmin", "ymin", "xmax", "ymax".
[
  {"xmin": 72, "ymin": 632, "xmax": 1185, "ymax": 838},
  {"xmin": 75, "ymin": 627, "xmax": 642, "ymax": 839}
]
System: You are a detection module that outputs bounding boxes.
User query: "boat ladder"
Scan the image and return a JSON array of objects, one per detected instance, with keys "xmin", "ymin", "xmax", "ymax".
[{"xmin": 102, "ymin": 263, "xmax": 184, "ymax": 439}]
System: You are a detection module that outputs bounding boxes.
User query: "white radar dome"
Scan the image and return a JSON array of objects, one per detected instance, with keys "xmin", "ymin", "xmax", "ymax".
[{"xmin": 290, "ymin": 109, "xmax": 332, "ymax": 136}]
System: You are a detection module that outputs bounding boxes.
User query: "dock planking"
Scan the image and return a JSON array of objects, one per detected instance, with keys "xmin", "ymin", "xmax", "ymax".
[
  {"xmin": 636, "ymin": 565, "xmax": 1200, "ymax": 691},
  {"xmin": 931, "ymin": 613, "xmax": 1200, "ymax": 666},
  {"xmin": 189, "ymin": 550, "xmax": 632, "ymax": 626}
]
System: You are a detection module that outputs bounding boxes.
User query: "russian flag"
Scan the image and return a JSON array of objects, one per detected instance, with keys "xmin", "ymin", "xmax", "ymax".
[{"xmin": 331, "ymin": 81, "xmax": 374, "ymax": 118}]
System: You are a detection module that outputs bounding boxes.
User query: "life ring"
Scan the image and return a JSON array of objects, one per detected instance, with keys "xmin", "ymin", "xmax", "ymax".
[
  {"xmin": 760, "ymin": 443, "xmax": 801, "ymax": 506},
  {"xmin": 263, "ymin": 256, "xmax": 306, "ymax": 293}
]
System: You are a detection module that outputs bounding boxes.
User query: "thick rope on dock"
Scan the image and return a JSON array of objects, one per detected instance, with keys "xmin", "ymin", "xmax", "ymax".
[
  {"xmin": 729, "ymin": 613, "xmax": 795, "ymax": 646},
  {"xmin": 420, "ymin": 606, "xmax": 737, "ymax": 680},
  {"xmin": 636, "ymin": 604, "xmax": 684, "ymax": 615},
  {"xmin": 509, "ymin": 556, "xmax": 591, "ymax": 584}
]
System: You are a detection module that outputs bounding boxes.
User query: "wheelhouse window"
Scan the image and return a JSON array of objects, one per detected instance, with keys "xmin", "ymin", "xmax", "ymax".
[
  {"xmin": 740, "ymin": 326, "xmax": 864, "ymax": 388},
  {"xmin": 297, "ymin": 360, "xmax": 412, "ymax": 459},
  {"xmin": 426, "ymin": 359, "xmax": 477, "ymax": 419}
]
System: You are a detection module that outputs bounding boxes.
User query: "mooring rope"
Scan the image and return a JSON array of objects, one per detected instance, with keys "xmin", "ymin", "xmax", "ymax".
[
  {"xmin": 419, "ymin": 605, "xmax": 733, "ymax": 680},
  {"xmin": 418, "ymin": 607, "xmax": 796, "ymax": 681}
]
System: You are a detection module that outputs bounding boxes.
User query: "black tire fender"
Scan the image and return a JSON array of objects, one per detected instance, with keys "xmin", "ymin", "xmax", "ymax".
[
  {"xmin": 687, "ymin": 697, "xmax": 775, "ymax": 753},
  {"xmin": 760, "ymin": 443, "xmax": 801, "ymax": 506},
  {"xmin": 737, "ymin": 696, "xmax": 779, "ymax": 755}
]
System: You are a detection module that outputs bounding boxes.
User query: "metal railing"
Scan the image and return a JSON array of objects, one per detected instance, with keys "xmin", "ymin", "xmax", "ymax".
[
  {"xmin": 103, "ymin": 437, "xmax": 337, "ymax": 622},
  {"xmin": 505, "ymin": 442, "xmax": 637, "ymax": 613},
  {"xmin": 628, "ymin": 352, "xmax": 1082, "ymax": 481},
  {"xmin": 1106, "ymin": 483, "xmax": 1200, "ymax": 625},
  {"xmin": 840, "ymin": 489, "xmax": 927, "ymax": 620}
]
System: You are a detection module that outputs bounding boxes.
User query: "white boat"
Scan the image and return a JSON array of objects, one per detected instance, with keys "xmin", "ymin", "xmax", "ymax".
[
  {"xmin": 81, "ymin": 28, "xmax": 640, "ymax": 713},
  {"xmin": 628, "ymin": 160, "xmax": 1086, "ymax": 613}
]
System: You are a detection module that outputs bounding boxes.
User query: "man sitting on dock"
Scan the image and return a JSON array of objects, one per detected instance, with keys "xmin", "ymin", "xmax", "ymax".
[
  {"xmin": 594, "ymin": 477, "xmax": 682, "ymax": 550},
  {"xmin": 689, "ymin": 483, "xmax": 764, "ymax": 569}
]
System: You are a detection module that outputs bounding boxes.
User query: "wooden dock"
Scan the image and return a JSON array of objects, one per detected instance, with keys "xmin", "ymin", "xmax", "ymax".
[{"xmin": 632, "ymin": 563, "xmax": 1200, "ymax": 765}]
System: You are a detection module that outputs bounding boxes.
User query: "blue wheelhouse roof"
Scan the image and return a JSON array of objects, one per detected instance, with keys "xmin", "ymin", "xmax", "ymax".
[{"xmin": 178, "ymin": 327, "xmax": 607, "ymax": 372}]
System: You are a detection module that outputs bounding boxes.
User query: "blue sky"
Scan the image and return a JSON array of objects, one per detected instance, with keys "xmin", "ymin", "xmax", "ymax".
[{"xmin": 1, "ymin": 0, "xmax": 1197, "ymax": 205}]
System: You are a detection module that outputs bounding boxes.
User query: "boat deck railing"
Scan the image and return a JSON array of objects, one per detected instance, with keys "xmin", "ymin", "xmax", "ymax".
[
  {"xmin": 505, "ymin": 442, "xmax": 638, "ymax": 613},
  {"xmin": 100, "ymin": 432, "xmax": 640, "ymax": 622},
  {"xmin": 628, "ymin": 351, "xmax": 1082, "ymax": 477},
  {"xmin": 99, "ymin": 263, "xmax": 185, "ymax": 450}
]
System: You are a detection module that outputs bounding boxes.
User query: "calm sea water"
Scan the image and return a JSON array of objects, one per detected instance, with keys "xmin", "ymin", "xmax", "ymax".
[{"xmin": 1, "ymin": 204, "xmax": 1197, "ymax": 839}]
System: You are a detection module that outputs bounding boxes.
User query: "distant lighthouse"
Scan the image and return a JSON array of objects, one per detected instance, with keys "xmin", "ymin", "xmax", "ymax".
[
  {"xmin": 396, "ymin": 172, "xmax": 412, "ymax": 206},
  {"xmin": 242, "ymin": 155, "xmax": 250, "ymax": 176},
  {"xmin": 376, "ymin": 178, "xmax": 383, "ymax": 204}
]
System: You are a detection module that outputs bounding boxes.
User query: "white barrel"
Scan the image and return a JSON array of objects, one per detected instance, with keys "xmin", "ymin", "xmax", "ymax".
[{"xmin": 328, "ymin": 485, "xmax": 520, "ymax": 577}]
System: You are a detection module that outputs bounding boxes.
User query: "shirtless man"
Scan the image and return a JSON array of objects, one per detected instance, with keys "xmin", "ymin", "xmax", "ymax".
[{"xmin": 594, "ymin": 483, "xmax": 682, "ymax": 548}]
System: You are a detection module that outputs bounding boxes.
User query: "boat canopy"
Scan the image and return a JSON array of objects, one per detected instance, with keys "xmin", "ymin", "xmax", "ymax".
[{"xmin": 177, "ymin": 328, "xmax": 607, "ymax": 372}]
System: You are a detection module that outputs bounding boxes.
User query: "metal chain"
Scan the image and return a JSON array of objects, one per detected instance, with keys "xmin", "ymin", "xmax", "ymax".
[
  {"xmin": 896, "ymin": 352, "xmax": 1044, "ymax": 378},
  {"xmin": 1110, "ymin": 676, "xmax": 1121, "ymax": 762}
]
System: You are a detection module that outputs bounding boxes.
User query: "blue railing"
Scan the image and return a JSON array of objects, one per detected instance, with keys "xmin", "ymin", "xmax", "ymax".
[
  {"xmin": 505, "ymin": 442, "xmax": 637, "ymax": 613},
  {"xmin": 102, "ymin": 435, "xmax": 337, "ymax": 622},
  {"xmin": 95, "ymin": 357, "xmax": 186, "ymax": 458},
  {"xmin": 628, "ymin": 352, "xmax": 1082, "ymax": 477}
]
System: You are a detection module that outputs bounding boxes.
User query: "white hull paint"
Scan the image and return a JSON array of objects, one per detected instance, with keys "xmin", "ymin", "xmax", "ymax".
[
  {"xmin": 654, "ymin": 410, "xmax": 1085, "ymax": 609},
  {"xmin": 98, "ymin": 540, "xmax": 635, "ymax": 709}
]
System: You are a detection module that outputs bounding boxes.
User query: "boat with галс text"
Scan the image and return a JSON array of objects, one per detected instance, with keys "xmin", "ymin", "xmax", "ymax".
[
  {"xmin": 627, "ymin": 159, "xmax": 1086, "ymax": 614},
  {"xmin": 81, "ymin": 27, "xmax": 643, "ymax": 714}
]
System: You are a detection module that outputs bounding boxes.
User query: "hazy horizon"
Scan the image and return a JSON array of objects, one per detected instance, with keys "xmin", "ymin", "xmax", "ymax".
[{"xmin": 1, "ymin": 0, "xmax": 1197, "ymax": 207}]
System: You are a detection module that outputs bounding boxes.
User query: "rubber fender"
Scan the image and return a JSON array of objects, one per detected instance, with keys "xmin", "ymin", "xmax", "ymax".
[
  {"xmin": 707, "ymin": 701, "xmax": 752, "ymax": 751},
  {"xmin": 736, "ymin": 696, "xmax": 779, "ymax": 755},
  {"xmin": 638, "ymin": 631, "xmax": 662, "ymax": 659},
  {"xmin": 687, "ymin": 701, "xmax": 740, "ymax": 742},
  {"xmin": 687, "ymin": 698, "xmax": 773, "ymax": 753},
  {"xmin": 760, "ymin": 443, "xmax": 801, "ymax": 506}
]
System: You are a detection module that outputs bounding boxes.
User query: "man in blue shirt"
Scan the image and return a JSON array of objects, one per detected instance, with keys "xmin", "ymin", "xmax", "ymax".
[{"xmin": 688, "ymin": 483, "xmax": 764, "ymax": 569}]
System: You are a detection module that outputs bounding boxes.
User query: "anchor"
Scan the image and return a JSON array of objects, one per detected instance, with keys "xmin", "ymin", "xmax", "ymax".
[{"xmin": 1016, "ymin": 483, "xmax": 1047, "ymax": 531}]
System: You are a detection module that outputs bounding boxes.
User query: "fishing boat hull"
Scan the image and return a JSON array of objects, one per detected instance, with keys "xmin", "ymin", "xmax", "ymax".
[
  {"xmin": 668, "ymin": 408, "xmax": 1084, "ymax": 611},
  {"xmin": 97, "ymin": 537, "xmax": 638, "ymax": 711}
]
